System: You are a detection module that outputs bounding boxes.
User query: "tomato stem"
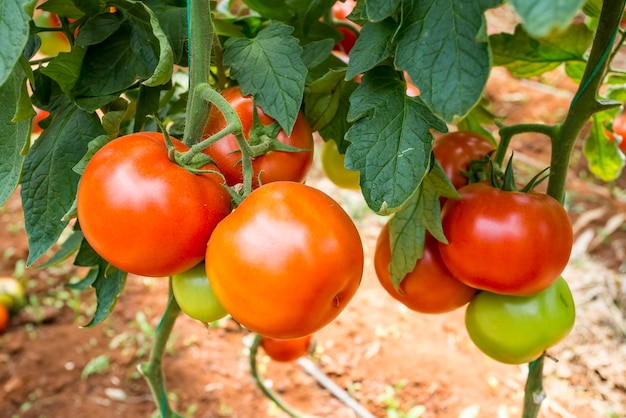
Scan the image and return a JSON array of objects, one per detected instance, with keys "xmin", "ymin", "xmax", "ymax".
[
  {"xmin": 494, "ymin": 123, "xmax": 558, "ymax": 169},
  {"xmin": 249, "ymin": 333, "xmax": 304, "ymax": 418},
  {"xmin": 139, "ymin": 283, "xmax": 184, "ymax": 418},
  {"xmin": 182, "ymin": 0, "xmax": 214, "ymax": 147},
  {"xmin": 522, "ymin": 354, "xmax": 546, "ymax": 418}
]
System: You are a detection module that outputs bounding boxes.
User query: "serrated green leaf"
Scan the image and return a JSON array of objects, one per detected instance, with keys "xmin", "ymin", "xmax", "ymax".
[
  {"xmin": 224, "ymin": 22, "xmax": 307, "ymax": 135},
  {"xmin": 346, "ymin": 19, "xmax": 396, "ymax": 80},
  {"xmin": 584, "ymin": 112, "xmax": 625, "ymax": 182},
  {"xmin": 396, "ymin": 0, "xmax": 498, "ymax": 122},
  {"xmin": 364, "ymin": 0, "xmax": 401, "ymax": 22},
  {"xmin": 301, "ymin": 39, "xmax": 334, "ymax": 69},
  {"xmin": 152, "ymin": 4, "xmax": 188, "ymax": 66},
  {"xmin": 39, "ymin": 229, "xmax": 84, "ymax": 267},
  {"xmin": 491, "ymin": 24, "xmax": 592, "ymax": 78},
  {"xmin": 0, "ymin": 66, "xmax": 30, "ymax": 206},
  {"xmin": 0, "ymin": 0, "xmax": 31, "ymax": 87},
  {"xmin": 509, "ymin": 0, "xmax": 586, "ymax": 38},
  {"xmin": 38, "ymin": 0, "xmax": 85, "ymax": 18},
  {"xmin": 75, "ymin": 13, "xmax": 124, "ymax": 47},
  {"xmin": 345, "ymin": 67, "xmax": 447, "ymax": 214},
  {"xmin": 388, "ymin": 162, "xmax": 459, "ymax": 288},
  {"xmin": 67, "ymin": 266, "xmax": 98, "ymax": 290},
  {"xmin": 83, "ymin": 264, "xmax": 126, "ymax": 327},
  {"xmin": 40, "ymin": 47, "xmax": 87, "ymax": 95},
  {"xmin": 20, "ymin": 104, "xmax": 105, "ymax": 266},
  {"xmin": 73, "ymin": 134, "xmax": 112, "ymax": 175}
]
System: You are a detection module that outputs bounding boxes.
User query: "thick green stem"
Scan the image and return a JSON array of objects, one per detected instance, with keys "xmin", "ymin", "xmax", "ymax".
[
  {"xmin": 249, "ymin": 334, "xmax": 303, "ymax": 418},
  {"xmin": 495, "ymin": 123, "xmax": 558, "ymax": 168},
  {"xmin": 139, "ymin": 286, "xmax": 183, "ymax": 418},
  {"xmin": 522, "ymin": 354, "xmax": 546, "ymax": 418},
  {"xmin": 182, "ymin": 0, "xmax": 214, "ymax": 146},
  {"xmin": 520, "ymin": 2, "xmax": 625, "ymax": 418},
  {"xmin": 546, "ymin": 0, "xmax": 624, "ymax": 202}
]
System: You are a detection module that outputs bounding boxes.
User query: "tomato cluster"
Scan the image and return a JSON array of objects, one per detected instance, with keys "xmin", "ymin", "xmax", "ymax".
[
  {"xmin": 0, "ymin": 277, "xmax": 26, "ymax": 334},
  {"xmin": 374, "ymin": 131, "xmax": 575, "ymax": 364},
  {"xmin": 77, "ymin": 88, "xmax": 363, "ymax": 341}
]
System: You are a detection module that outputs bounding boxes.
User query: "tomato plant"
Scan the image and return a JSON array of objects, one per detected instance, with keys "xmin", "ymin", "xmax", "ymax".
[
  {"xmin": 465, "ymin": 277, "xmax": 575, "ymax": 365},
  {"xmin": 321, "ymin": 140, "xmax": 360, "ymax": 190},
  {"xmin": 374, "ymin": 222, "xmax": 477, "ymax": 314},
  {"xmin": 432, "ymin": 131, "xmax": 495, "ymax": 190},
  {"xmin": 260, "ymin": 334, "xmax": 313, "ymax": 362},
  {"xmin": 205, "ymin": 181, "xmax": 363, "ymax": 339},
  {"xmin": 77, "ymin": 132, "xmax": 232, "ymax": 278},
  {"xmin": 202, "ymin": 86, "xmax": 314, "ymax": 188},
  {"xmin": 438, "ymin": 182, "xmax": 573, "ymax": 296},
  {"xmin": 172, "ymin": 262, "xmax": 228, "ymax": 323}
]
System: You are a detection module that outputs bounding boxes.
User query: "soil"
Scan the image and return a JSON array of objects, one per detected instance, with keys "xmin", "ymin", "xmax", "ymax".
[{"xmin": 2, "ymin": 35, "xmax": 626, "ymax": 418}]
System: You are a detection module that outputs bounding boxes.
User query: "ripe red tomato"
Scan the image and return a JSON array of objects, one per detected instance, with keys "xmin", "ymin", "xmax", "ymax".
[
  {"xmin": 332, "ymin": 0, "xmax": 359, "ymax": 54},
  {"xmin": 374, "ymin": 222, "xmax": 477, "ymax": 314},
  {"xmin": 438, "ymin": 182, "xmax": 573, "ymax": 296},
  {"xmin": 610, "ymin": 111, "xmax": 626, "ymax": 152},
  {"xmin": 432, "ymin": 131, "xmax": 495, "ymax": 190},
  {"xmin": 205, "ymin": 181, "xmax": 364, "ymax": 339},
  {"xmin": 260, "ymin": 334, "xmax": 313, "ymax": 362},
  {"xmin": 0, "ymin": 303, "xmax": 9, "ymax": 334},
  {"xmin": 465, "ymin": 276, "xmax": 575, "ymax": 364},
  {"xmin": 202, "ymin": 86, "xmax": 314, "ymax": 188},
  {"xmin": 32, "ymin": 109, "xmax": 50, "ymax": 135},
  {"xmin": 77, "ymin": 132, "xmax": 232, "ymax": 277},
  {"xmin": 172, "ymin": 263, "xmax": 229, "ymax": 323}
]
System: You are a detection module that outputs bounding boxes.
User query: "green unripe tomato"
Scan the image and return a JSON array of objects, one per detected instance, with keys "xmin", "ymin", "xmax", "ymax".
[
  {"xmin": 465, "ymin": 276, "xmax": 575, "ymax": 364},
  {"xmin": 172, "ymin": 263, "xmax": 229, "ymax": 323},
  {"xmin": 321, "ymin": 140, "xmax": 360, "ymax": 190},
  {"xmin": 0, "ymin": 277, "xmax": 26, "ymax": 314}
]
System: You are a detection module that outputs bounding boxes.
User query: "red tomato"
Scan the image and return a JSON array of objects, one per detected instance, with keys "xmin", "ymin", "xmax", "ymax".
[
  {"xmin": 32, "ymin": 109, "xmax": 49, "ymax": 134},
  {"xmin": 610, "ymin": 111, "xmax": 626, "ymax": 152},
  {"xmin": 260, "ymin": 335, "xmax": 313, "ymax": 362},
  {"xmin": 332, "ymin": 0, "xmax": 356, "ymax": 20},
  {"xmin": 332, "ymin": 0, "xmax": 359, "ymax": 54},
  {"xmin": 0, "ymin": 304, "xmax": 8, "ymax": 334},
  {"xmin": 438, "ymin": 182, "xmax": 573, "ymax": 296},
  {"xmin": 202, "ymin": 86, "xmax": 314, "ymax": 188},
  {"xmin": 374, "ymin": 222, "xmax": 477, "ymax": 314},
  {"xmin": 432, "ymin": 131, "xmax": 495, "ymax": 190},
  {"xmin": 77, "ymin": 132, "xmax": 232, "ymax": 277},
  {"xmin": 335, "ymin": 26, "xmax": 358, "ymax": 54},
  {"xmin": 206, "ymin": 181, "xmax": 364, "ymax": 339}
]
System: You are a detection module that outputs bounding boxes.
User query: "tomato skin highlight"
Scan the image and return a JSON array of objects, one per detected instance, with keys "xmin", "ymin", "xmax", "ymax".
[
  {"xmin": 465, "ymin": 277, "xmax": 575, "ymax": 364},
  {"xmin": 206, "ymin": 181, "xmax": 364, "ymax": 339},
  {"xmin": 432, "ymin": 131, "xmax": 495, "ymax": 190},
  {"xmin": 438, "ymin": 182, "xmax": 573, "ymax": 296},
  {"xmin": 202, "ymin": 86, "xmax": 314, "ymax": 188},
  {"xmin": 260, "ymin": 335, "xmax": 313, "ymax": 362},
  {"xmin": 321, "ymin": 140, "xmax": 360, "ymax": 190},
  {"xmin": 77, "ymin": 132, "xmax": 232, "ymax": 277},
  {"xmin": 374, "ymin": 223, "xmax": 477, "ymax": 314},
  {"xmin": 172, "ymin": 263, "xmax": 229, "ymax": 323}
]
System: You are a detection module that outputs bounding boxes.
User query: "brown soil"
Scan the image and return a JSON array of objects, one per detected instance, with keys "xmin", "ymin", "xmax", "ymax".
[{"xmin": 2, "ymin": 57, "xmax": 626, "ymax": 418}]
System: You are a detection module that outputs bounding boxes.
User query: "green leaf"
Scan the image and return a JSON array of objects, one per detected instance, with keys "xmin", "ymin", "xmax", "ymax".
[
  {"xmin": 509, "ymin": 0, "xmax": 586, "ymax": 38},
  {"xmin": 73, "ymin": 134, "xmax": 112, "ymax": 175},
  {"xmin": 151, "ymin": 4, "xmax": 188, "ymax": 66},
  {"xmin": 224, "ymin": 22, "xmax": 307, "ymax": 135},
  {"xmin": 75, "ymin": 13, "xmax": 124, "ymax": 47},
  {"xmin": 564, "ymin": 60, "xmax": 586, "ymax": 83},
  {"xmin": 491, "ymin": 24, "xmax": 593, "ymax": 78},
  {"xmin": 39, "ymin": 229, "xmax": 84, "ymax": 268},
  {"xmin": 388, "ymin": 162, "xmax": 459, "ymax": 289},
  {"xmin": 363, "ymin": 0, "xmax": 401, "ymax": 22},
  {"xmin": 38, "ymin": 0, "xmax": 86, "ymax": 18},
  {"xmin": 0, "ymin": 66, "xmax": 30, "ymax": 206},
  {"xmin": 20, "ymin": 104, "xmax": 105, "ymax": 266},
  {"xmin": 242, "ymin": 0, "xmax": 294, "ymax": 21},
  {"xmin": 583, "ymin": 112, "xmax": 625, "ymax": 182},
  {"xmin": 40, "ymin": 47, "xmax": 87, "ymax": 96},
  {"xmin": 395, "ymin": 0, "xmax": 498, "ymax": 122},
  {"xmin": 304, "ymin": 70, "xmax": 353, "ymax": 132},
  {"xmin": 346, "ymin": 19, "xmax": 396, "ymax": 80},
  {"xmin": 456, "ymin": 98, "xmax": 498, "ymax": 144},
  {"xmin": 81, "ymin": 354, "xmax": 110, "ymax": 379},
  {"xmin": 301, "ymin": 39, "xmax": 334, "ymax": 69},
  {"xmin": 83, "ymin": 264, "xmax": 127, "ymax": 327},
  {"xmin": 345, "ymin": 67, "xmax": 447, "ymax": 214},
  {"xmin": 0, "ymin": 0, "xmax": 30, "ymax": 87}
]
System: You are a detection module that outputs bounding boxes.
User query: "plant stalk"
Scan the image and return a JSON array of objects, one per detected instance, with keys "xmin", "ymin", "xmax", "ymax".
[
  {"xmin": 182, "ymin": 0, "xmax": 214, "ymax": 146},
  {"xmin": 139, "ymin": 286, "xmax": 183, "ymax": 418},
  {"xmin": 521, "ymin": 1, "xmax": 625, "ymax": 417}
]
